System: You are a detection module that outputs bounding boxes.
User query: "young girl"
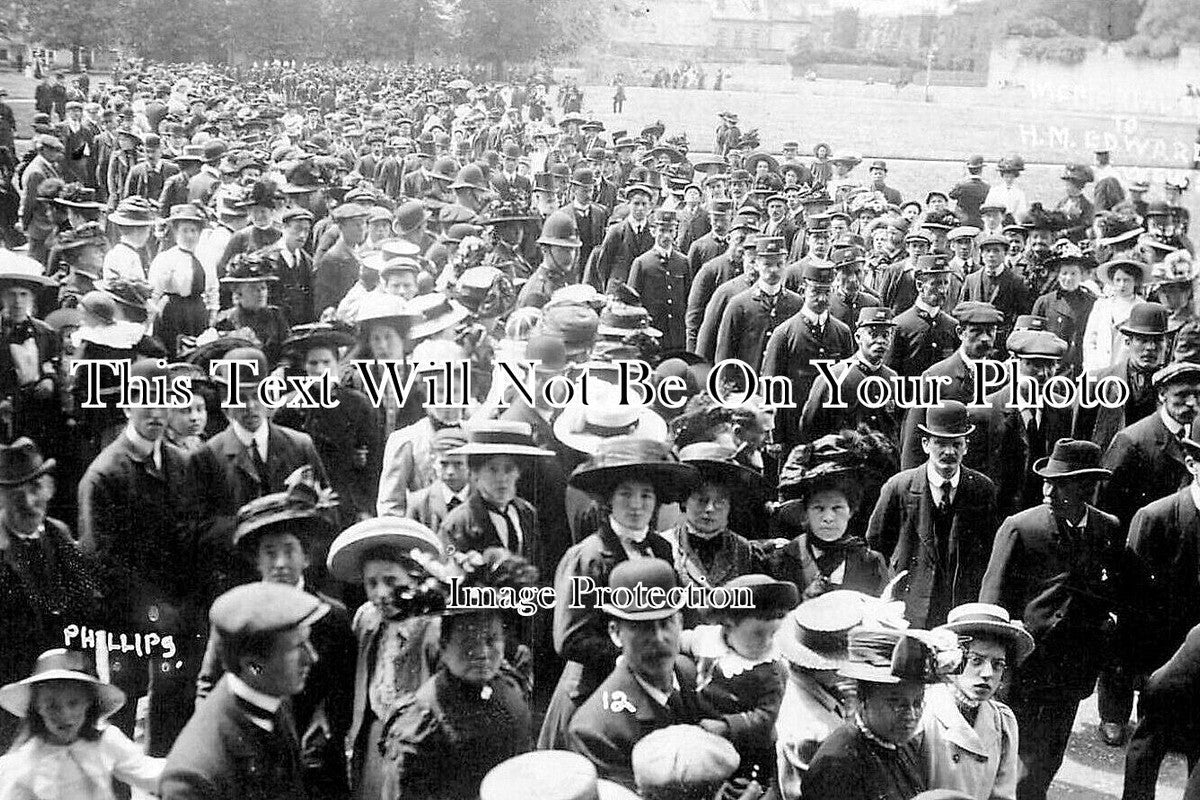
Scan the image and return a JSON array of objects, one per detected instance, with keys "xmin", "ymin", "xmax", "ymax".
[
  {"xmin": 683, "ymin": 574, "xmax": 798, "ymax": 791},
  {"xmin": 0, "ymin": 648, "xmax": 163, "ymax": 800},
  {"xmin": 1082, "ymin": 258, "xmax": 1146, "ymax": 373}
]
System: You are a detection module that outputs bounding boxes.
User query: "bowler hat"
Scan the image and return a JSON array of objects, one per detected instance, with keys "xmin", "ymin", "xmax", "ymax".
[
  {"xmin": 601, "ymin": 558, "xmax": 687, "ymax": 621},
  {"xmin": 0, "ymin": 649, "xmax": 125, "ymax": 720},
  {"xmin": 938, "ymin": 603, "xmax": 1034, "ymax": 664},
  {"xmin": 917, "ymin": 400, "xmax": 975, "ymax": 438},
  {"xmin": 326, "ymin": 517, "xmax": 443, "ymax": 582},
  {"xmin": 1032, "ymin": 438, "xmax": 1111, "ymax": 480},
  {"xmin": 1118, "ymin": 301, "xmax": 1176, "ymax": 337},
  {"xmin": 449, "ymin": 164, "xmax": 492, "ymax": 192},
  {"xmin": 569, "ymin": 436, "xmax": 697, "ymax": 500}
]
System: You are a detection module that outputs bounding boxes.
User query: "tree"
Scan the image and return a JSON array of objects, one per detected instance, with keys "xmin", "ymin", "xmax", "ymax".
[
  {"xmin": 454, "ymin": 0, "xmax": 614, "ymax": 76},
  {"xmin": 1123, "ymin": 0, "xmax": 1200, "ymax": 58},
  {"xmin": 19, "ymin": 0, "xmax": 117, "ymax": 69},
  {"xmin": 1015, "ymin": 0, "xmax": 1141, "ymax": 41},
  {"xmin": 116, "ymin": 0, "xmax": 225, "ymax": 61},
  {"xmin": 830, "ymin": 9, "xmax": 859, "ymax": 49}
]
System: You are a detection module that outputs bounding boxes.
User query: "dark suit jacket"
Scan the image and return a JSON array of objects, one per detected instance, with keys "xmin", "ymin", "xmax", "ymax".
[
  {"xmin": 762, "ymin": 311, "xmax": 854, "ymax": 448},
  {"xmin": 962, "ymin": 267, "xmax": 1033, "ymax": 347},
  {"xmin": 493, "ymin": 171, "xmax": 533, "ymax": 201},
  {"xmin": 1127, "ymin": 488, "xmax": 1200, "ymax": 667},
  {"xmin": 828, "ymin": 288, "xmax": 882, "ymax": 330},
  {"xmin": 125, "ymin": 160, "xmax": 179, "ymax": 201},
  {"xmin": 438, "ymin": 491, "xmax": 545, "ymax": 571},
  {"xmin": 949, "ymin": 176, "xmax": 991, "ymax": 228},
  {"xmin": 629, "ymin": 248, "xmax": 689, "ymax": 352},
  {"xmin": 1100, "ymin": 411, "xmax": 1199, "ymax": 533},
  {"xmin": 899, "ymin": 351, "xmax": 983, "ymax": 470},
  {"xmin": 161, "ymin": 676, "xmax": 306, "ymax": 800},
  {"xmin": 887, "ymin": 305, "xmax": 959, "ymax": 377},
  {"xmin": 77, "ymin": 432, "xmax": 192, "ymax": 627},
  {"xmin": 867, "ymin": 465, "xmax": 998, "ymax": 628},
  {"xmin": 686, "ymin": 232, "xmax": 728, "ymax": 282},
  {"xmin": 562, "ymin": 201, "xmax": 608, "ymax": 270},
  {"xmin": 188, "ymin": 424, "xmax": 328, "ymax": 599},
  {"xmin": 713, "ymin": 284, "xmax": 803, "ymax": 367},
  {"xmin": 568, "ymin": 657, "xmax": 703, "ymax": 790},
  {"xmin": 313, "ymin": 238, "xmax": 361, "ymax": 315},
  {"xmin": 585, "ymin": 220, "xmax": 653, "ymax": 290},
  {"xmin": 800, "ymin": 356, "xmax": 902, "ymax": 445},
  {"xmin": 1072, "ymin": 358, "xmax": 1159, "ymax": 452},
  {"xmin": 875, "ymin": 261, "xmax": 918, "ymax": 313},
  {"xmin": 980, "ymin": 503, "xmax": 1122, "ymax": 699},
  {"xmin": 974, "ymin": 387, "xmax": 1074, "ymax": 519}
]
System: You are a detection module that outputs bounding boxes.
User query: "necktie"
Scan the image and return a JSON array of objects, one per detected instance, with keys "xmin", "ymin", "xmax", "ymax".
[
  {"xmin": 183, "ymin": 250, "xmax": 206, "ymax": 298},
  {"xmin": 936, "ymin": 483, "xmax": 951, "ymax": 514},
  {"xmin": 275, "ymin": 702, "xmax": 300, "ymax": 752},
  {"xmin": 448, "ymin": 495, "xmax": 462, "ymax": 511},
  {"xmin": 489, "ymin": 503, "xmax": 519, "ymax": 551},
  {"xmin": 250, "ymin": 442, "xmax": 268, "ymax": 484}
]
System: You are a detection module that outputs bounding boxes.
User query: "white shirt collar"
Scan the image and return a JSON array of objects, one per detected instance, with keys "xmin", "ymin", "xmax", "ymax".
[
  {"xmin": 914, "ymin": 298, "xmax": 941, "ymax": 315},
  {"xmin": 125, "ymin": 424, "xmax": 162, "ymax": 470},
  {"xmin": 1161, "ymin": 406, "xmax": 1186, "ymax": 437},
  {"xmin": 231, "ymin": 420, "xmax": 269, "ymax": 458},
  {"xmin": 625, "ymin": 657, "xmax": 680, "ymax": 707},
  {"xmin": 926, "ymin": 464, "xmax": 961, "ymax": 493},
  {"xmin": 1191, "ymin": 483, "xmax": 1200, "ymax": 514},
  {"xmin": 441, "ymin": 482, "xmax": 468, "ymax": 505},
  {"xmin": 610, "ymin": 515, "xmax": 649, "ymax": 544},
  {"xmin": 801, "ymin": 307, "xmax": 829, "ymax": 326},
  {"xmin": 756, "ymin": 280, "xmax": 783, "ymax": 296},
  {"xmin": 226, "ymin": 672, "xmax": 283, "ymax": 729}
]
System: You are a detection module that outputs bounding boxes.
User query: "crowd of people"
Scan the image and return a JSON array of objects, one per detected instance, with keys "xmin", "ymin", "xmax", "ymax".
[{"xmin": 0, "ymin": 56, "xmax": 1198, "ymax": 800}]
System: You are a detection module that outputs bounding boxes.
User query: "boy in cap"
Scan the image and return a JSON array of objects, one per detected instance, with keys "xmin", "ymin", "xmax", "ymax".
[
  {"xmin": 403, "ymin": 426, "xmax": 470, "ymax": 532},
  {"xmin": 962, "ymin": 234, "xmax": 1032, "ymax": 352},
  {"xmin": 161, "ymin": 583, "xmax": 329, "ymax": 799},
  {"xmin": 587, "ymin": 183, "xmax": 655, "ymax": 291}
]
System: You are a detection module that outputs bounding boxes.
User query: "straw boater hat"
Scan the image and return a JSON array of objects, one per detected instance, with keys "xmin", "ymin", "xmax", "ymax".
[
  {"xmin": 0, "ymin": 649, "xmax": 126, "ymax": 720},
  {"xmin": 356, "ymin": 292, "xmax": 421, "ymax": 334},
  {"xmin": 233, "ymin": 466, "xmax": 339, "ymax": 557},
  {"xmin": 480, "ymin": 751, "xmax": 640, "ymax": 800},
  {"xmin": 0, "ymin": 251, "xmax": 57, "ymax": 291},
  {"xmin": 937, "ymin": 602, "xmax": 1035, "ymax": 664},
  {"xmin": 778, "ymin": 590, "xmax": 876, "ymax": 670},
  {"xmin": 407, "ymin": 292, "xmax": 472, "ymax": 341},
  {"xmin": 448, "ymin": 419, "xmax": 555, "ymax": 459},
  {"xmin": 568, "ymin": 436, "xmax": 698, "ymax": 501},
  {"xmin": 554, "ymin": 381, "xmax": 669, "ymax": 454},
  {"xmin": 326, "ymin": 516, "xmax": 443, "ymax": 583}
]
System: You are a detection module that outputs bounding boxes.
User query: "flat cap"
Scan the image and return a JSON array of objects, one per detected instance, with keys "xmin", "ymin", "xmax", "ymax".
[
  {"xmin": 331, "ymin": 203, "xmax": 371, "ymax": 222},
  {"xmin": 1153, "ymin": 360, "xmax": 1200, "ymax": 388},
  {"xmin": 977, "ymin": 233, "xmax": 1009, "ymax": 249},
  {"xmin": 1008, "ymin": 330, "xmax": 1067, "ymax": 359},
  {"xmin": 632, "ymin": 725, "xmax": 740, "ymax": 791},
  {"xmin": 210, "ymin": 583, "xmax": 328, "ymax": 639},
  {"xmin": 952, "ymin": 301, "xmax": 1004, "ymax": 325}
]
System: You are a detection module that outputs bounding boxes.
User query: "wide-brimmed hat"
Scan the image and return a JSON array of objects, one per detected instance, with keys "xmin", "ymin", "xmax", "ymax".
[
  {"xmin": 0, "ymin": 437, "xmax": 56, "ymax": 486},
  {"xmin": 569, "ymin": 436, "xmax": 698, "ymax": 501},
  {"xmin": 937, "ymin": 602, "xmax": 1034, "ymax": 665},
  {"xmin": 1152, "ymin": 251, "xmax": 1195, "ymax": 287},
  {"xmin": 1032, "ymin": 438, "xmax": 1112, "ymax": 480},
  {"xmin": 917, "ymin": 401, "xmax": 975, "ymax": 439},
  {"xmin": 103, "ymin": 277, "xmax": 154, "ymax": 315},
  {"xmin": 0, "ymin": 649, "xmax": 126, "ymax": 720},
  {"xmin": 1118, "ymin": 301, "xmax": 1177, "ymax": 337},
  {"xmin": 778, "ymin": 590, "xmax": 878, "ymax": 670},
  {"xmin": 839, "ymin": 626, "xmax": 963, "ymax": 684},
  {"xmin": 449, "ymin": 419, "xmax": 555, "ymax": 459},
  {"xmin": 282, "ymin": 322, "xmax": 357, "ymax": 357},
  {"xmin": 407, "ymin": 292, "xmax": 472, "ymax": 340},
  {"xmin": 220, "ymin": 251, "xmax": 279, "ymax": 285},
  {"xmin": 108, "ymin": 196, "xmax": 158, "ymax": 227},
  {"xmin": 0, "ymin": 251, "xmax": 57, "ymax": 291},
  {"xmin": 676, "ymin": 441, "xmax": 766, "ymax": 499},
  {"xmin": 597, "ymin": 303, "xmax": 662, "ymax": 340},
  {"xmin": 1097, "ymin": 258, "xmax": 1150, "ymax": 286},
  {"xmin": 601, "ymin": 557, "xmax": 687, "ymax": 621},
  {"xmin": 233, "ymin": 466, "xmax": 339, "ymax": 556},
  {"xmin": 356, "ymin": 292, "xmax": 421, "ymax": 333},
  {"xmin": 554, "ymin": 382, "xmax": 669, "ymax": 454},
  {"xmin": 166, "ymin": 202, "xmax": 208, "ymax": 225},
  {"xmin": 326, "ymin": 516, "xmax": 443, "ymax": 582},
  {"xmin": 480, "ymin": 750, "xmax": 640, "ymax": 800}
]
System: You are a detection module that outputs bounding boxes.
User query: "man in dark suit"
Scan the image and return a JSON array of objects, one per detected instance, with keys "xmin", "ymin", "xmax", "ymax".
[
  {"xmin": 568, "ymin": 559, "xmax": 704, "ymax": 790},
  {"xmin": 585, "ymin": 184, "xmax": 654, "ymax": 290},
  {"xmin": 866, "ymin": 159, "xmax": 903, "ymax": 206},
  {"xmin": 54, "ymin": 100, "xmax": 96, "ymax": 186},
  {"xmin": 827, "ymin": 245, "xmax": 882, "ymax": 329},
  {"xmin": 762, "ymin": 193, "xmax": 799, "ymax": 253},
  {"xmin": 685, "ymin": 198, "xmax": 733, "ymax": 282},
  {"xmin": 899, "ymin": 301, "xmax": 1003, "ymax": 469},
  {"xmin": 973, "ymin": 329, "xmax": 1073, "ymax": 519},
  {"xmin": 491, "ymin": 143, "xmax": 534, "ymax": 201},
  {"xmin": 963, "ymin": 234, "xmax": 1033, "ymax": 352},
  {"xmin": 563, "ymin": 168, "xmax": 608, "ymax": 273},
  {"xmin": 194, "ymin": 483, "xmax": 356, "ymax": 799},
  {"xmin": 264, "ymin": 208, "xmax": 317, "ymax": 325},
  {"xmin": 949, "ymin": 155, "xmax": 990, "ymax": 228},
  {"xmin": 313, "ymin": 203, "xmax": 369, "ymax": 316},
  {"xmin": 629, "ymin": 208, "xmax": 689, "ymax": 352},
  {"xmin": 77, "ymin": 360, "xmax": 193, "ymax": 753},
  {"xmin": 688, "ymin": 222, "xmax": 753, "ymax": 354},
  {"xmin": 696, "ymin": 231, "xmax": 760, "ymax": 361},
  {"xmin": 762, "ymin": 260, "xmax": 854, "ymax": 452},
  {"xmin": 875, "ymin": 229, "xmax": 927, "ymax": 313},
  {"xmin": 161, "ymin": 583, "xmax": 328, "ymax": 800},
  {"xmin": 1073, "ymin": 302, "xmax": 1173, "ymax": 452},
  {"xmin": 188, "ymin": 349, "xmax": 329, "ymax": 601},
  {"xmin": 980, "ymin": 439, "xmax": 1121, "ymax": 800},
  {"xmin": 714, "ymin": 236, "xmax": 803, "ymax": 367},
  {"xmin": 868, "ymin": 400, "xmax": 998, "ymax": 629},
  {"xmin": 801, "ymin": 306, "xmax": 902, "ymax": 445},
  {"xmin": 124, "ymin": 134, "xmax": 179, "ymax": 202},
  {"xmin": 400, "ymin": 150, "xmax": 435, "ymax": 199},
  {"xmin": 18, "ymin": 135, "xmax": 63, "ymax": 232},
  {"xmin": 888, "ymin": 255, "xmax": 960, "ymax": 378}
]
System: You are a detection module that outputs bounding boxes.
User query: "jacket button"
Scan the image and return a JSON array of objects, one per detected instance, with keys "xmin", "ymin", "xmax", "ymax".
[{"xmin": 952, "ymin": 754, "xmax": 961, "ymax": 763}]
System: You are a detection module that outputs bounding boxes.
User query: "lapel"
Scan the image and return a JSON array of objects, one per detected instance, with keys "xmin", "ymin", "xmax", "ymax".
[
  {"xmin": 264, "ymin": 425, "xmax": 293, "ymax": 487},
  {"xmin": 907, "ymin": 467, "xmax": 938, "ymax": 552},
  {"xmin": 220, "ymin": 428, "xmax": 262, "ymax": 489},
  {"xmin": 929, "ymin": 687, "xmax": 996, "ymax": 759},
  {"xmin": 466, "ymin": 491, "xmax": 506, "ymax": 550}
]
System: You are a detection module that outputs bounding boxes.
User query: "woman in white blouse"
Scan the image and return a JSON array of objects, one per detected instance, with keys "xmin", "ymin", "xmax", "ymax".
[
  {"xmin": 1082, "ymin": 258, "xmax": 1147, "ymax": 373},
  {"xmin": 148, "ymin": 203, "xmax": 216, "ymax": 357}
]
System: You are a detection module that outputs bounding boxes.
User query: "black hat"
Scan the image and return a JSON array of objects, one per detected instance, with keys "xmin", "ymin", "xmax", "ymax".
[
  {"xmin": 233, "ymin": 466, "xmax": 339, "ymax": 556},
  {"xmin": 569, "ymin": 436, "xmax": 698, "ymax": 501},
  {"xmin": 0, "ymin": 438, "xmax": 55, "ymax": 486},
  {"xmin": 1032, "ymin": 439, "xmax": 1111, "ymax": 480},
  {"xmin": 917, "ymin": 401, "xmax": 975, "ymax": 438}
]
